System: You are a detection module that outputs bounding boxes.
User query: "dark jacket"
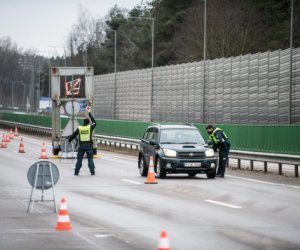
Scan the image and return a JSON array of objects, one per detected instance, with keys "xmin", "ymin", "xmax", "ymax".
[
  {"xmin": 210, "ymin": 128, "xmax": 230, "ymax": 152},
  {"xmin": 68, "ymin": 113, "xmax": 96, "ymax": 144}
]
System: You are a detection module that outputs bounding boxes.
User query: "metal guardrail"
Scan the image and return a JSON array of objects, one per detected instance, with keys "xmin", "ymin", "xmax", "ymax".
[
  {"xmin": 0, "ymin": 119, "xmax": 299, "ymax": 177},
  {"xmin": 229, "ymin": 151, "xmax": 299, "ymax": 177}
]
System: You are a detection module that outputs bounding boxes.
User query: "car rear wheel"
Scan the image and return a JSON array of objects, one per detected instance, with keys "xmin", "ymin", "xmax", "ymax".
[
  {"xmin": 156, "ymin": 157, "xmax": 166, "ymax": 178},
  {"xmin": 139, "ymin": 155, "xmax": 148, "ymax": 177},
  {"xmin": 206, "ymin": 171, "xmax": 216, "ymax": 179}
]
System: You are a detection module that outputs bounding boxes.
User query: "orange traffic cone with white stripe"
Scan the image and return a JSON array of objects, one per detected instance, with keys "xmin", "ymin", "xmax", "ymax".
[
  {"xmin": 6, "ymin": 133, "xmax": 10, "ymax": 143},
  {"xmin": 157, "ymin": 230, "xmax": 171, "ymax": 250},
  {"xmin": 39, "ymin": 142, "xmax": 48, "ymax": 159},
  {"xmin": 9, "ymin": 128, "xmax": 13, "ymax": 139},
  {"xmin": 55, "ymin": 198, "xmax": 72, "ymax": 230},
  {"xmin": 145, "ymin": 156, "xmax": 158, "ymax": 184},
  {"xmin": 0, "ymin": 134, "xmax": 7, "ymax": 148},
  {"xmin": 18, "ymin": 138, "xmax": 25, "ymax": 153},
  {"xmin": 14, "ymin": 126, "xmax": 19, "ymax": 136}
]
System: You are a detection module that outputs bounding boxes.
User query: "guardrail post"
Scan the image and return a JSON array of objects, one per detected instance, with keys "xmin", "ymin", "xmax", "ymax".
[
  {"xmin": 278, "ymin": 163, "xmax": 282, "ymax": 175},
  {"xmin": 264, "ymin": 161, "xmax": 267, "ymax": 173},
  {"xmin": 250, "ymin": 160, "xmax": 254, "ymax": 171},
  {"xmin": 295, "ymin": 165, "xmax": 299, "ymax": 178},
  {"xmin": 237, "ymin": 158, "xmax": 241, "ymax": 169}
]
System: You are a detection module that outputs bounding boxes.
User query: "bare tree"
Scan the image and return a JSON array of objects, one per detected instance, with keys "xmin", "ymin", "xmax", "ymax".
[{"xmin": 173, "ymin": 0, "xmax": 266, "ymax": 62}]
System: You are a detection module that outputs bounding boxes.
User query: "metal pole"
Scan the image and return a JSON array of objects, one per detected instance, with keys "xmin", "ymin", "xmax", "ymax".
[
  {"xmin": 202, "ymin": 0, "xmax": 207, "ymax": 124},
  {"xmin": 11, "ymin": 82, "xmax": 14, "ymax": 109},
  {"xmin": 115, "ymin": 17, "xmax": 154, "ymax": 120},
  {"xmin": 114, "ymin": 30, "xmax": 117, "ymax": 120},
  {"xmin": 106, "ymin": 29, "xmax": 117, "ymax": 119},
  {"xmin": 150, "ymin": 17, "xmax": 154, "ymax": 121},
  {"xmin": 85, "ymin": 45, "xmax": 87, "ymax": 67},
  {"xmin": 289, "ymin": 0, "xmax": 294, "ymax": 124}
]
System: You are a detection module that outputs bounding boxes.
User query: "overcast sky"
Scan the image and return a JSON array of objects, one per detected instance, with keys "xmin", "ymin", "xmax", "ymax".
[{"xmin": 0, "ymin": 0, "xmax": 142, "ymax": 56}]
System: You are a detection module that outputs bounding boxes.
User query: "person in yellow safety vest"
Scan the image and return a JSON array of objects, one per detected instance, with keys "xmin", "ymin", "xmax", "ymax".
[
  {"xmin": 206, "ymin": 124, "xmax": 230, "ymax": 177},
  {"xmin": 68, "ymin": 110, "xmax": 96, "ymax": 175}
]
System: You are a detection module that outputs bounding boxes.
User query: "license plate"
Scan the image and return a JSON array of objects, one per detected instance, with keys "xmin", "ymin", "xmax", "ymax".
[{"xmin": 184, "ymin": 162, "xmax": 202, "ymax": 167}]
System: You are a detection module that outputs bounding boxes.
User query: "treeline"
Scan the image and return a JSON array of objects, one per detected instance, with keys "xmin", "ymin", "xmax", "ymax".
[
  {"xmin": 67, "ymin": 0, "xmax": 300, "ymax": 73},
  {"xmin": 0, "ymin": 0, "xmax": 299, "ymax": 110}
]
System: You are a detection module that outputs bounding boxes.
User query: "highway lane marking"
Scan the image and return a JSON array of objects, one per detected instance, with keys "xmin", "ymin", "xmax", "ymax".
[
  {"xmin": 74, "ymin": 232, "xmax": 105, "ymax": 249},
  {"xmin": 16, "ymin": 199, "xmax": 45, "ymax": 214},
  {"xmin": 205, "ymin": 199, "xmax": 242, "ymax": 209},
  {"xmin": 95, "ymin": 234, "xmax": 114, "ymax": 238},
  {"xmin": 101, "ymin": 153, "xmax": 137, "ymax": 162},
  {"xmin": 121, "ymin": 179, "xmax": 142, "ymax": 185},
  {"xmin": 227, "ymin": 175, "xmax": 300, "ymax": 190}
]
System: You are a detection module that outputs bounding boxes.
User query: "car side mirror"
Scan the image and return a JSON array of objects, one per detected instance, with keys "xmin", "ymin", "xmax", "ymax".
[
  {"xmin": 150, "ymin": 139, "xmax": 157, "ymax": 145},
  {"xmin": 149, "ymin": 140, "xmax": 159, "ymax": 148}
]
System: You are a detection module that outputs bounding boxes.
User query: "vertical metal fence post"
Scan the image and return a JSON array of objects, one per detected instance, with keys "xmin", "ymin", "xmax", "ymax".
[{"xmin": 289, "ymin": 0, "xmax": 294, "ymax": 124}]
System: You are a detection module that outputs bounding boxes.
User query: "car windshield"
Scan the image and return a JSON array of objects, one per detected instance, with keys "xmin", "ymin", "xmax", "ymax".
[{"xmin": 159, "ymin": 128, "xmax": 205, "ymax": 144}]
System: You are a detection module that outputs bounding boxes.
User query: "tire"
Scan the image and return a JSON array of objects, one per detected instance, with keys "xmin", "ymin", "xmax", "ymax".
[
  {"xmin": 155, "ymin": 157, "xmax": 166, "ymax": 178},
  {"xmin": 188, "ymin": 173, "xmax": 196, "ymax": 177},
  {"xmin": 139, "ymin": 155, "xmax": 148, "ymax": 177},
  {"xmin": 52, "ymin": 148, "xmax": 60, "ymax": 155},
  {"xmin": 206, "ymin": 171, "xmax": 216, "ymax": 179}
]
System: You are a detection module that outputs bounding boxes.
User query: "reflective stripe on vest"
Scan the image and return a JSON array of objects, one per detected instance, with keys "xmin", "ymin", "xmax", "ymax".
[
  {"xmin": 79, "ymin": 125, "xmax": 91, "ymax": 142},
  {"xmin": 209, "ymin": 128, "xmax": 228, "ymax": 144}
]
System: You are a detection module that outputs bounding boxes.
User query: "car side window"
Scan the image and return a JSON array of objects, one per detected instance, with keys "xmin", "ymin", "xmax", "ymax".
[
  {"xmin": 144, "ymin": 128, "xmax": 154, "ymax": 141},
  {"xmin": 143, "ymin": 131, "xmax": 149, "ymax": 140},
  {"xmin": 152, "ymin": 128, "xmax": 158, "ymax": 142}
]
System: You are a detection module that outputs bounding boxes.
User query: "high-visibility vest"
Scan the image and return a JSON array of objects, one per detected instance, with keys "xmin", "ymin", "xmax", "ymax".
[
  {"xmin": 209, "ymin": 128, "xmax": 228, "ymax": 144},
  {"xmin": 79, "ymin": 125, "xmax": 91, "ymax": 142}
]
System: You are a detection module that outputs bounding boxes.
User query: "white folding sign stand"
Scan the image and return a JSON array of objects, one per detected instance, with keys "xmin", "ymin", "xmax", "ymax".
[{"xmin": 27, "ymin": 161, "xmax": 59, "ymax": 213}]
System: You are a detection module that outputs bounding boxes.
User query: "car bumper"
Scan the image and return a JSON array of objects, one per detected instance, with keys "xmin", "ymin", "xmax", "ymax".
[{"xmin": 160, "ymin": 157, "xmax": 217, "ymax": 174}]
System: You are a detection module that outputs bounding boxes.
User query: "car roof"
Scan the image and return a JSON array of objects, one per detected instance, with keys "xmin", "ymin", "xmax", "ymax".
[{"xmin": 148, "ymin": 124, "xmax": 197, "ymax": 130}]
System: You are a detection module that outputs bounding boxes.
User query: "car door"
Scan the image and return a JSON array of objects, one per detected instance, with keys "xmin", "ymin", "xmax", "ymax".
[
  {"xmin": 147, "ymin": 128, "xmax": 159, "ymax": 164},
  {"xmin": 141, "ymin": 128, "xmax": 153, "ymax": 166},
  {"xmin": 141, "ymin": 127, "xmax": 158, "ymax": 166}
]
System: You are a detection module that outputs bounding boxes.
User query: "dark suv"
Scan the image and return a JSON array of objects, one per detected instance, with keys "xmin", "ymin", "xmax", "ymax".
[{"xmin": 138, "ymin": 124, "xmax": 217, "ymax": 178}]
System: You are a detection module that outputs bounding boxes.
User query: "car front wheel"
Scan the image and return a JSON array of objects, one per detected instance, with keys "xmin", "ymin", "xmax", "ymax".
[
  {"xmin": 139, "ymin": 155, "xmax": 148, "ymax": 177},
  {"xmin": 155, "ymin": 157, "xmax": 166, "ymax": 178}
]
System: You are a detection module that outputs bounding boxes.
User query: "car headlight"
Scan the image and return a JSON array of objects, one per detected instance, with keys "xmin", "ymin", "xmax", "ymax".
[
  {"xmin": 163, "ymin": 148, "xmax": 177, "ymax": 157},
  {"xmin": 205, "ymin": 149, "xmax": 215, "ymax": 157}
]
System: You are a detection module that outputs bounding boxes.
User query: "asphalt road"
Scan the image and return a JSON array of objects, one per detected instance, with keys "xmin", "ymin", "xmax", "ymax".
[{"xmin": 0, "ymin": 130, "xmax": 300, "ymax": 250}]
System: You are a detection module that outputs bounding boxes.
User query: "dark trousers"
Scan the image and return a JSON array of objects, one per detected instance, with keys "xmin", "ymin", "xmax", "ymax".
[
  {"xmin": 75, "ymin": 143, "xmax": 95, "ymax": 173},
  {"xmin": 217, "ymin": 144, "xmax": 230, "ymax": 176}
]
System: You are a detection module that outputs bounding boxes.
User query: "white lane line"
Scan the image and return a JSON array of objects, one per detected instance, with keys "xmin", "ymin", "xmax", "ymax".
[
  {"xmin": 101, "ymin": 153, "xmax": 137, "ymax": 162},
  {"xmin": 205, "ymin": 199, "xmax": 242, "ymax": 209},
  {"xmin": 121, "ymin": 179, "xmax": 141, "ymax": 185},
  {"xmin": 95, "ymin": 234, "xmax": 114, "ymax": 238},
  {"xmin": 227, "ymin": 175, "xmax": 300, "ymax": 190},
  {"xmin": 74, "ymin": 232, "xmax": 105, "ymax": 249}
]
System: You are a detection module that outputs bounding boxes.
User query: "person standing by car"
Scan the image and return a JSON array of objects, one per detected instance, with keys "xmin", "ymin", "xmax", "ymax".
[
  {"xmin": 68, "ymin": 108, "xmax": 96, "ymax": 175},
  {"xmin": 206, "ymin": 124, "xmax": 230, "ymax": 177}
]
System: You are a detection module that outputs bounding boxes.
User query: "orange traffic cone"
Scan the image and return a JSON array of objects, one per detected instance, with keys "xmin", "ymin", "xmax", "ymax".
[
  {"xmin": 55, "ymin": 198, "xmax": 72, "ymax": 230},
  {"xmin": 39, "ymin": 142, "xmax": 48, "ymax": 159},
  {"xmin": 14, "ymin": 126, "xmax": 19, "ymax": 136},
  {"xmin": 157, "ymin": 230, "xmax": 171, "ymax": 250},
  {"xmin": 145, "ymin": 156, "xmax": 158, "ymax": 184},
  {"xmin": 6, "ymin": 133, "xmax": 10, "ymax": 143},
  {"xmin": 18, "ymin": 138, "xmax": 25, "ymax": 153},
  {"xmin": 9, "ymin": 128, "xmax": 13, "ymax": 139},
  {"xmin": 0, "ymin": 134, "xmax": 7, "ymax": 148}
]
